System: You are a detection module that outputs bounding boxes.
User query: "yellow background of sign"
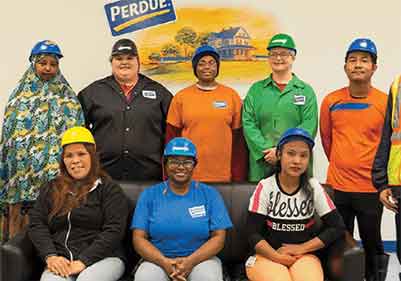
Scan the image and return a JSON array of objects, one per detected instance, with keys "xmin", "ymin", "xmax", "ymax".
[{"xmin": 131, "ymin": 7, "xmax": 278, "ymax": 85}]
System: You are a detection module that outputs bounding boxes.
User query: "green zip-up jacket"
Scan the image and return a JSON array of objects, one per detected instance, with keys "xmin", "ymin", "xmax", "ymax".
[{"xmin": 242, "ymin": 74, "xmax": 318, "ymax": 182}]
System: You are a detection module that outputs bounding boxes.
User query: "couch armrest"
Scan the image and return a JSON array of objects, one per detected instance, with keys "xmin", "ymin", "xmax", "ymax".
[
  {"xmin": 2, "ymin": 232, "xmax": 37, "ymax": 281},
  {"xmin": 325, "ymin": 236, "xmax": 365, "ymax": 281},
  {"xmin": 342, "ymin": 247, "xmax": 365, "ymax": 281}
]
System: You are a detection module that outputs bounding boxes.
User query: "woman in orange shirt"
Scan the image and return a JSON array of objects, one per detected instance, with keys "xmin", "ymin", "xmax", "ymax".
[{"xmin": 166, "ymin": 45, "xmax": 247, "ymax": 182}]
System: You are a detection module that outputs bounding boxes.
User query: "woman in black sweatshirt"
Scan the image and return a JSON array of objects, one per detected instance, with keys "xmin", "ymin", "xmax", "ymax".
[{"xmin": 28, "ymin": 126, "xmax": 129, "ymax": 281}]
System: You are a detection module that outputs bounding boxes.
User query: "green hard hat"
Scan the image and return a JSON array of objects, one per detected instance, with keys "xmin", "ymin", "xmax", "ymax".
[{"xmin": 267, "ymin": 33, "xmax": 297, "ymax": 53}]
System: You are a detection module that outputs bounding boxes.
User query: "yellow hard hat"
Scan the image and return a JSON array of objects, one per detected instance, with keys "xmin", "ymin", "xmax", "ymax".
[{"xmin": 61, "ymin": 126, "xmax": 95, "ymax": 147}]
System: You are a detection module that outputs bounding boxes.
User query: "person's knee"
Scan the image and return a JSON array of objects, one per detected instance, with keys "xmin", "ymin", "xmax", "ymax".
[
  {"xmin": 290, "ymin": 255, "xmax": 323, "ymax": 281},
  {"xmin": 134, "ymin": 262, "xmax": 169, "ymax": 281},
  {"xmin": 247, "ymin": 269, "xmax": 291, "ymax": 281},
  {"xmin": 189, "ymin": 271, "xmax": 222, "ymax": 281},
  {"xmin": 292, "ymin": 254, "xmax": 322, "ymax": 268},
  {"xmin": 188, "ymin": 258, "xmax": 223, "ymax": 281},
  {"xmin": 76, "ymin": 258, "xmax": 125, "ymax": 281},
  {"xmin": 246, "ymin": 255, "xmax": 291, "ymax": 281}
]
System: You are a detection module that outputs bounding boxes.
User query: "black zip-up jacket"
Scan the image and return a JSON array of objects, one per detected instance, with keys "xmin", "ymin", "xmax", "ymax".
[
  {"xmin": 372, "ymin": 89, "xmax": 394, "ymax": 191},
  {"xmin": 78, "ymin": 74, "xmax": 173, "ymax": 180},
  {"xmin": 28, "ymin": 179, "xmax": 129, "ymax": 267}
]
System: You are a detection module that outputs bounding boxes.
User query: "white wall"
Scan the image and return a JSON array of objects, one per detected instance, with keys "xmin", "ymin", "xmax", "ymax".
[{"xmin": 0, "ymin": 0, "xmax": 400, "ymax": 240}]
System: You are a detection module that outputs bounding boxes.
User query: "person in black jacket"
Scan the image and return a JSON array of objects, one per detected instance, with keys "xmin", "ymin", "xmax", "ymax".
[
  {"xmin": 28, "ymin": 127, "xmax": 129, "ymax": 281},
  {"xmin": 78, "ymin": 38, "xmax": 173, "ymax": 181}
]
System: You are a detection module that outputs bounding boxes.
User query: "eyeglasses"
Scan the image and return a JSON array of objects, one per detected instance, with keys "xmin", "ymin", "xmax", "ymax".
[
  {"xmin": 166, "ymin": 159, "xmax": 195, "ymax": 169},
  {"xmin": 268, "ymin": 51, "xmax": 293, "ymax": 59},
  {"xmin": 197, "ymin": 60, "xmax": 217, "ymax": 67}
]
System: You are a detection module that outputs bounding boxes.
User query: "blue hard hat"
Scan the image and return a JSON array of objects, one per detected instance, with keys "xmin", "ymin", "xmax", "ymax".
[
  {"xmin": 346, "ymin": 38, "xmax": 377, "ymax": 58},
  {"xmin": 277, "ymin": 128, "xmax": 315, "ymax": 150},
  {"xmin": 192, "ymin": 45, "xmax": 220, "ymax": 77},
  {"xmin": 164, "ymin": 137, "xmax": 197, "ymax": 159},
  {"xmin": 29, "ymin": 40, "xmax": 63, "ymax": 62},
  {"xmin": 192, "ymin": 45, "xmax": 220, "ymax": 62}
]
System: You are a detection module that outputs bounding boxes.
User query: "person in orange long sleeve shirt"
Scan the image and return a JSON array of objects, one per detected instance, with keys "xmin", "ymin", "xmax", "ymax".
[{"xmin": 319, "ymin": 38, "xmax": 388, "ymax": 281}]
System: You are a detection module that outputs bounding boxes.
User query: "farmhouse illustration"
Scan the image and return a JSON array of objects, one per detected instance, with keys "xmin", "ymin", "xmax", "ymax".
[{"xmin": 208, "ymin": 26, "xmax": 255, "ymax": 60}]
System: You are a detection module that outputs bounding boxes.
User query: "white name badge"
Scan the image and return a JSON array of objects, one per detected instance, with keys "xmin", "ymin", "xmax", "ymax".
[
  {"xmin": 293, "ymin": 95, "xmax": 306, "ymax": 105},
  {"xmin": 188, "ymin": 205, "xmax": 206, "ymax": 218},
  {"xmin": 142, "ymin": 90, "xmax": 156, "ymax": 99},
  {"xmin": 213, "ymin": 101, "xmax": 227, "ymax": 109}
]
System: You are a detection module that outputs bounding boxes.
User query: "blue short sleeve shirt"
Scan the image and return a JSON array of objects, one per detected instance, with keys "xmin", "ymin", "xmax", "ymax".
[{"xmin": 131, "ymin": 181, "xmax": 232, "ymax": 257}]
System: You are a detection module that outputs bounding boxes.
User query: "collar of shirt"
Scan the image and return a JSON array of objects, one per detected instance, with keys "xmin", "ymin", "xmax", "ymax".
[
  {"xmin": 118, "ymin": 83, "xmax": 135, "ymax": 97},
  {"xmin": 273, "ymin": 80, "xmax": 287, "ymax": 92},
  {"xmin": 263, "ymin": 73, "xmax": 305, "ymax": 89},
  {"xmin": 196, "ymin": 83, "xmax": 218, "ymax": 91}
]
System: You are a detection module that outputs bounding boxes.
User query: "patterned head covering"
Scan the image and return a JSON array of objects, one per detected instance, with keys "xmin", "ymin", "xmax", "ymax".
[
  {"xmin": 31, "ymin": 53, "xmax": 59, "ymax": 64},
  {"xmin": 0, "ymin": 55, "xmax": 84, "ymax": 205}
]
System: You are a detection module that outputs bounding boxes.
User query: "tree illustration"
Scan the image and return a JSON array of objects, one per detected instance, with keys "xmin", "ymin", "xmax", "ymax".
[
  {"xmin": 161, "ymin": 44, "xmax": 180, "ymax": 57},
  {"xmin": 175, "ymin": 27, "xmax": 197, "ymax": 57},
  {"xmin": 196, "ymin": 32, "xmax": 213, "ymax": 46},
  {"xmin": 148, "ymin": 52, "xmax": 161, "ymax": 62}
]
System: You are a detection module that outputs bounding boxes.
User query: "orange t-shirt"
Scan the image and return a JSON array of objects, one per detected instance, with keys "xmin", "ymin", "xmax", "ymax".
[
  {"xmin": 167, "ymin": 84, "xmax": 242, "ymax": 182},
  {"xmin": 319, "ymin": 87, "xmax": 388, "ymax": 192}
]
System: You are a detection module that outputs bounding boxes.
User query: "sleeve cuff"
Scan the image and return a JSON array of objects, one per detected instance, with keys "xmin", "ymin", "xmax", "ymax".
[
  {"xmin": 378, "ymin": 186, "xmax": 390, "ymax": 193},
  {"xmin": 44, "ymin": 253, "xmax": 57, "ymax": 263},
  {"xmin": 317, "ymin": 233, "xmax": 330, "ymax": 246},
  {"xmin": 249, "ymin": 234, "xmax": 264, "ymax": 249},
  {"xmin": 78, "ymin": 254, "xmax": 94, "ymax": 267}
]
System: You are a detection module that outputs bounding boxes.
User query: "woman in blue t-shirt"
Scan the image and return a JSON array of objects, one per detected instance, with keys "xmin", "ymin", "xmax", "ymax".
[{"xmin": 131, "ymin": 137, "xmax": 232, "ymax": 281}]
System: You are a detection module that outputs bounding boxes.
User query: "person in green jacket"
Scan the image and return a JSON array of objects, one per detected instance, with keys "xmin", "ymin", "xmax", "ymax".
[{"xmin": 242, "ymin": 33, "xmax": 318, "ymax": 182}]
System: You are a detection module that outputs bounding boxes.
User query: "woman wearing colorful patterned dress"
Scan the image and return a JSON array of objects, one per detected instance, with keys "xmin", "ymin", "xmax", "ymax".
[{"xmin": 0, "ymin": 40, "xmax": 84, "ymax": 242}]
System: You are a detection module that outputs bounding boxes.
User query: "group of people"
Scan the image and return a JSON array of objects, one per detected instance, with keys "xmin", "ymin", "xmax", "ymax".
[{"xmin": 0, "ymin": 32, "xmax": 399, "ymax": 281}]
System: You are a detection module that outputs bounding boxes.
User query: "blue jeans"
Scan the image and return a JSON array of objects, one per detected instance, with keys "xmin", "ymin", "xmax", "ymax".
[{"xmin": 40, "ymin": 257, "xmax": 125, "ymax": 281}]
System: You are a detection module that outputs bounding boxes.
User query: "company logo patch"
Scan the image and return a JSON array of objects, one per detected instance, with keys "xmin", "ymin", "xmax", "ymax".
[
  {"xmin": 293, "ymin": 95, "xmax": 306, "ymax": 105},
  {"xmin": 39, "ymin": 41, "xmax": 57, "ymax": 50},
  {"xmin": 142, "ymin": 90, "xmax": 157, "ymax": 99},
  {"xmin": 188, "ymin": 205, "xmax": 206, "ymax": 218},
  {"xmin": 359, "ymin": 41, "xmax": 368, "ymax": 48},
  {"xmin": 213, "ymin": 101, "xmax": 227, "ymax": 109},
  {"xmin": 104, "ymin": 0, "xmax": 177, "ymax": 36},
  {"xmin": 118, "ymin": 46, "xmax": 133, "ymax": 51},
  {"xmin": 172, "ymin": 146, "xmax": 189, "ymax": 152},
  {"xmin": 272, "ymin": 39, "xmax": 287, "ymax": 45}
]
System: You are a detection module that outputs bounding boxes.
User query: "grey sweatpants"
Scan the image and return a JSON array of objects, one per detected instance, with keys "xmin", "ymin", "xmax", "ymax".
[
  {"xmin": 40, "ymin": 257, "xmax": 125, "ymax": 281},
  {"xmin": 134, "ymin": 256, "xmax": 223, "ymax": 281}
]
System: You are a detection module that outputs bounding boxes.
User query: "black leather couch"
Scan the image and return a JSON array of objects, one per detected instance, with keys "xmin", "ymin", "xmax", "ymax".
[{"xmin": 1, "ymin": 182, "xmax": 365, "ymax": 281}]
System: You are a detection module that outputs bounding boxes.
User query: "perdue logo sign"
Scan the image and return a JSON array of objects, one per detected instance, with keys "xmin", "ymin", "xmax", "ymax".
[{"xmin": 104, "ymin": 0, "xmax": 176, "ymax": 36}]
